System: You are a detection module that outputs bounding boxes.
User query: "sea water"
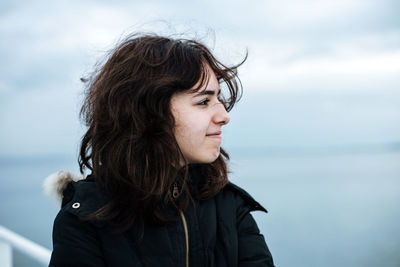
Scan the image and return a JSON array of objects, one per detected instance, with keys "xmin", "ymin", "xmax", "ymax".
[{"xmin": 1, "ymin": 150, "xmax": 399, "ymax": 267}]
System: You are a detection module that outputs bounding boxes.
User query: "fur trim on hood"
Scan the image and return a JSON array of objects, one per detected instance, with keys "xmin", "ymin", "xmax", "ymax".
[{"xmin": 43, "ymin": 171, "xmax": 86, "ymax": 204}]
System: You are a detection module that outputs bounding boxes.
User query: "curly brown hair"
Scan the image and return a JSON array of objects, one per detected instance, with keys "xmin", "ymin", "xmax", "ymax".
[{"xmin": 79, "ymin": 33, "xmax": 245, "ymax": 232}]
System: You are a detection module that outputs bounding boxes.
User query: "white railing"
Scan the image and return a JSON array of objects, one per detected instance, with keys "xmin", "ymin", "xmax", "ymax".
[{"xmin": 0, "ymin": 225, "xmax": 51, "ymax": 267}]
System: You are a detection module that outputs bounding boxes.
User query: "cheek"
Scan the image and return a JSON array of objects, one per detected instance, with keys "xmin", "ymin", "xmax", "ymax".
[
  {"xmin": 176, "ymin": 118, "xmax": 205, "ymax": 143},
  {"xmin": 174, "ymin": 113, "xmax": 209, "ymax": 149}
]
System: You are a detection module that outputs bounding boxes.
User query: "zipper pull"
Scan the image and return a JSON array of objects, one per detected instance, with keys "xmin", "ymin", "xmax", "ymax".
[{"xmin": 172, "ymin": 182, "xmax": 180, "ymax": 199}]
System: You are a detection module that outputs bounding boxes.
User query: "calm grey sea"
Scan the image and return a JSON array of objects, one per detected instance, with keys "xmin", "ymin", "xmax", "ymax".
[{"xmin": 1, "ymin": 150, "xmax": 399, "ymax": 267}]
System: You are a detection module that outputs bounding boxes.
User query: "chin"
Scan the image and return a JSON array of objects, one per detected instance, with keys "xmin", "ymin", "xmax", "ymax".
[
  {"xmin": 189, "ymin": 153, "xmax": 219, "ymax": 164},
  {"xmin": 201, "ymin": 152, "xmax": 221, "ymax": 163}
]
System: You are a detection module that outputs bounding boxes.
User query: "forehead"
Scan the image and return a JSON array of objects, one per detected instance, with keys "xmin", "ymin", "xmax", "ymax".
[{"xmin": 189, "ymin": 67, "xmax": 220, "ymax": 95}]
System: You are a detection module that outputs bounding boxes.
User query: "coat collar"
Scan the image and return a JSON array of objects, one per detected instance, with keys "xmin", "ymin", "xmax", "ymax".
[
  {"xmin": 225, "ymin": 182, "xmax": 268, "ymax": 213},
  {"xmin": 44, "ymin": 170, "xmax": 267, "ymax": 218}
]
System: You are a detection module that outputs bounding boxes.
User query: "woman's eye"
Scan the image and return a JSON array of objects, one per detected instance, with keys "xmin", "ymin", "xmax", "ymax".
[{"xmin": 198, "ymin": 99, "xmax": 210, "ymax": 106}]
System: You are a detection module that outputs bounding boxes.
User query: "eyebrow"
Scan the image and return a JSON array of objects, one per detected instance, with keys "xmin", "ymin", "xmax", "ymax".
[{"xmin": 194, "ymin": 88, "xmax": 221, "ymax": 97}]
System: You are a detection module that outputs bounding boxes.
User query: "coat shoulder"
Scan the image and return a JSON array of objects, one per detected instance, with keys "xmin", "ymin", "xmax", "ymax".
[
  {"xmin": 45, "ymin": 172, "xmax": 109, "ymax": 218},
  {"xmin": 62, "ymin": 176, "xmax": 109, "ymax": 218},
  {"xmin": 223, "ymin": 182, "xmax": 268, "ymax": 213}
]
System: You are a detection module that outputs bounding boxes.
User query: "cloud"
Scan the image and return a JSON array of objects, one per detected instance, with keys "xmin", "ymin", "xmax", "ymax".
[
  {"xmin": 235, "ymin": 27, "xmax": 400, "ymax": 92},
  {"xmin": 0, "ymin": 0, "xmax": 399, "ymax": 155},
  {"xmin": 289, "ymin": 51, "xmax": 400, "ymax": 75}
]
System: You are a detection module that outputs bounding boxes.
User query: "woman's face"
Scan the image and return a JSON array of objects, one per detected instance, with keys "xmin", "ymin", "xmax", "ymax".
[{"xmin": 171, "ymin": 66, "xmax": 230, "ymax": 164}]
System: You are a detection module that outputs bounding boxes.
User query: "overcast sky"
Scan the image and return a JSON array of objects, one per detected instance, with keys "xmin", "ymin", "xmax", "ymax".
[{"xmin": 1, "ymin": 0, "xmax": 399, "ymax": 156}]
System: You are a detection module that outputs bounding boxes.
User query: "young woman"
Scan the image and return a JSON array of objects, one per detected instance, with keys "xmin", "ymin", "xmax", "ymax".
[{"xmin": 48, "ymin": 33, "xmax": 275, "ymax": 266}]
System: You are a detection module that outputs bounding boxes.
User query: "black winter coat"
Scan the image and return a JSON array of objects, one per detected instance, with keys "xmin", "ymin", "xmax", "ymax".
[{"xmin": 49, "ymin": 171, "xmax": 275, "ymax": 267}]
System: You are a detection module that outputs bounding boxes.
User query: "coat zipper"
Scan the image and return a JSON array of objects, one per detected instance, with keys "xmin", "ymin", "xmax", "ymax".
[
  {"xmin": 179, "ymin": 210, "xmax": 189, "ymax": 267},
  {"xmin": 172, "ymin": 182, "xmax": 189, "ymax": 267}
]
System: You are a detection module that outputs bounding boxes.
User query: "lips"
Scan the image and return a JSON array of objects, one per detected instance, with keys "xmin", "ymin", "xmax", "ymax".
[{"xmin": 206, "ymin": 131, "xmax": 222, "ymax": 137}]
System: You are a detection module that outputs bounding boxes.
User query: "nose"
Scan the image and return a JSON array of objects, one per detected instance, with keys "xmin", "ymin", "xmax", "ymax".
[{"xmin": 213, "ymin": 103, "xmax": 230, "ymax": 125}]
